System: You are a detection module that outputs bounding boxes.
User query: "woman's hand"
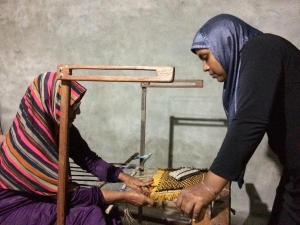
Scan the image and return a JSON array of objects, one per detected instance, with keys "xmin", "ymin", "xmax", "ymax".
[
  {"xmin": 174, "ymin": 182, "xmax": 215, "ymax": 221},
  {"xmin": 174, "ymin": 170, "xmax": 228, "ymax": 222},
  {"xmin": 102, "ymin": 189, "xmax": 155, "ymax": 207},
  {"xmin": 124, "ymin": 189, "xmax": 155, "ymax": 206},
  {"xmin": 118, "ymin": 172, "xmax": 153, "ymax": 193}
]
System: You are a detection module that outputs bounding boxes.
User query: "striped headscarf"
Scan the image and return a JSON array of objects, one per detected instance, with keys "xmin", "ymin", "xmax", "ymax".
[{"xmin": 0, "ymin": 72, "xmax": 86, "ymax": 195}]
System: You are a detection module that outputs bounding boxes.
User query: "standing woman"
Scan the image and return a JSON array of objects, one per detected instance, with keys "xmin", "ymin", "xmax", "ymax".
[
  {"xmin": 175, "ymin": 14, "xmax": 300, "ymax": 225},
  {"xmin": 0, "ymin": 72, "xmax": 154, "ymax": 225}
]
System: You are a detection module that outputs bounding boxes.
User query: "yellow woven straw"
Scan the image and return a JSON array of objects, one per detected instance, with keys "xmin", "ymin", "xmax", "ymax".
[{"xmin": 150, "ymin": 168, "xmax": 208, "ymax": 203}]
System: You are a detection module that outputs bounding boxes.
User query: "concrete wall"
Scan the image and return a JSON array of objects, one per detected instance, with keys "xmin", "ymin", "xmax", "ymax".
[{"xmin": 1, "ymin": 0, "xmax": 300, "ymax": 221}]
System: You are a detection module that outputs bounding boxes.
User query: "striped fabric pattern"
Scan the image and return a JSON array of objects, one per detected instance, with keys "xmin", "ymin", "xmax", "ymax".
[{"xmin": 0, "ymin": 72, "xmax": 86, "ymax": 195}]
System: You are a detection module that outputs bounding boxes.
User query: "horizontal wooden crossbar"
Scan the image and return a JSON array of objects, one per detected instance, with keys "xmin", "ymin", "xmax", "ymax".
[
  {"xmin": 141, "ymin": 79, "xmax": 203, "ymax": 88},
  {"xmin": 57, "ymin": 64, "xmax": 175, "ymax": 82}
]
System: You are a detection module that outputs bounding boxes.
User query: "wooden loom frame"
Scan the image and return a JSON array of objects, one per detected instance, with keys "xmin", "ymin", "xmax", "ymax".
[
  {"xmin": 56, "ymin": 64, "xmax": 228, "ymax": 225},
  {"xmin": 56, "ymin": 64, "xmax": 175, "ymax": 225}
]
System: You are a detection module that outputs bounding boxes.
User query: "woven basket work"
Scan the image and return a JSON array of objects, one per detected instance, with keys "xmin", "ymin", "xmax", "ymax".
[{"xmin": 150, "ymin": 168, "xmax": 208, "ymax": 203}]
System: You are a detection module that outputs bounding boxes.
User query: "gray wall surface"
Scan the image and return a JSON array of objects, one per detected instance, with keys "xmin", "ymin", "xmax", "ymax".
[{"xmin": 1, "ymin": 0, "xmax": 300, "ymax": 222}]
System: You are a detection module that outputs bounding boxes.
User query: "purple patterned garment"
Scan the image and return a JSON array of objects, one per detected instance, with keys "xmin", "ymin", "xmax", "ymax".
[{"xmin": 0, "ymin": 186, "xmax": 122, "ymax": 225}]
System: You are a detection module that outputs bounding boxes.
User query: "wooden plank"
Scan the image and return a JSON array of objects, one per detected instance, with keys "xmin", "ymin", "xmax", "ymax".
[
  {"xmin": 57, "ymin": 64, "xmax": 175, "ymax": 82},
  {"xmin": 192, "ymin": 208, "xmax": 211, "ymax": 225}
]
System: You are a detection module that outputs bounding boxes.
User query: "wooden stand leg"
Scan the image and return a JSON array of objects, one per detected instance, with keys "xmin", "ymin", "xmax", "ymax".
[{"xmin": 192, "ymin": 208, "xmax": 210, "ymax": 225}]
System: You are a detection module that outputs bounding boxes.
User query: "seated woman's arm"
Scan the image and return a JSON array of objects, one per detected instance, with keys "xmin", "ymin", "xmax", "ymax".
[
  {"xmin": 68, "ymin": 125, "xmax": 154, "ymax": 206},
  {"xmin": 68, "ymin": 125, "xmax": 122, "ymax": 183},
  {"xmin": 68, "ymin": 125, "xmax": 154, "ymax": 190}
]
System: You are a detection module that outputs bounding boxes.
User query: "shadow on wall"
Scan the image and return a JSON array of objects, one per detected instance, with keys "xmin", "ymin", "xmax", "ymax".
[
  {"xmin": 242, "ymin": 183, "xmax": 271, "ymax": 225},
  {"xmin": 168, "ymin": 116, "xmax": 227, "ymax": 168}
]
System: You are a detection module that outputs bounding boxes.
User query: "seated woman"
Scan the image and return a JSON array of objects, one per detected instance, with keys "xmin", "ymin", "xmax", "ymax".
[{"xmin": 0, "ymin": 71, "xmax": 154, "ymax": 225}]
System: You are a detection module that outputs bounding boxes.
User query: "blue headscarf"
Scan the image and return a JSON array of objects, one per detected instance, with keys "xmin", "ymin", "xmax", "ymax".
[
  {"xmin": 191, "ymin": 14, "xmax": 263, "ymax": 126},
  {"xmin": 191, "ymin": 14, "xmax": 263, "ymax": 187}
]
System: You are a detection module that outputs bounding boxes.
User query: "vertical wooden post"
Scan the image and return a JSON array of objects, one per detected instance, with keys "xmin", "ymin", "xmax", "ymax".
[{"xmin": 57, "ymin": 80, "xmax": 71, "ymax": 225}]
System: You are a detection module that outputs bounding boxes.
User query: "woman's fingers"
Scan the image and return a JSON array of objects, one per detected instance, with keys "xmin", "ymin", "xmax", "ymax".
[
  {"xmin": 144, "ymin": 195, "xmax": 155, "ymax": 206},
  {"xmin": 125, "ymin": 190, "xmax": 154, "ymax": 206}
]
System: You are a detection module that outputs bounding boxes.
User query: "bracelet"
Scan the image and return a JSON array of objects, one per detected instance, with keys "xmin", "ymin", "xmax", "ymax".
[{"xmin": 201, "ymin": 181, "xmax": 216, "ymax": 199}]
